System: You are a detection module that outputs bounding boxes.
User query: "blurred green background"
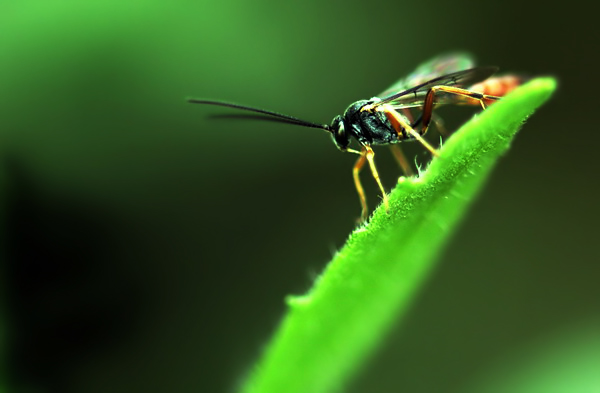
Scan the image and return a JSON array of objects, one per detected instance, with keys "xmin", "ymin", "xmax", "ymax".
[{"xmin": 1, "ymin": 1, "xmax": 598, "ymax": 392}]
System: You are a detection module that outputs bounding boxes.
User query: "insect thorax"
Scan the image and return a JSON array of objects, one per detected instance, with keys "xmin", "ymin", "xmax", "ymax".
[{"xmin": 342, "ymin": 98, "xmax": 409, "ymax": 146}]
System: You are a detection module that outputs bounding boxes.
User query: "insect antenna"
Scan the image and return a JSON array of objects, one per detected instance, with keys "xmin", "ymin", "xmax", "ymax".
[{"xmin": 188, "ymin": 99, "xmax": 331, "ymax": 132}]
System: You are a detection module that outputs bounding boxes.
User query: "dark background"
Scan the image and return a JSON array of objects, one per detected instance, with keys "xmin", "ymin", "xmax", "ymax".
[{"xmin": 1, "ymin": 1, "xmax": 598, "ymax": 392}]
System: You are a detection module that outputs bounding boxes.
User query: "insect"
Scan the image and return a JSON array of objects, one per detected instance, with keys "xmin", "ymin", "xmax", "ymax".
[{"xmin": 189, "ymin": 53, "xmax": 520, "ymax": 222}]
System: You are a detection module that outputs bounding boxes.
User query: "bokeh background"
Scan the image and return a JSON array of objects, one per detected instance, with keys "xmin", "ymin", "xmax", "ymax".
[{"xmin": 1, "ymin": 1, "xmax": 598, "ymax": 392}]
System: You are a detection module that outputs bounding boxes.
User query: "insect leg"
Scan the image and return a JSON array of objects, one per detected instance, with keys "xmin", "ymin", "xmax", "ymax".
[
  {"xmin": 411, "ymin": 112, "xmax": 449, "ymax": 136},
  {"xmin": 420, "ymin": 86, "xmax": 500, "ymax": 137},
  {"xmin": 364, "ymin": 146, "xmax": 390, "ymax": 216},
  {"xmin": 350, "ymin": 146, "xmax": 389, "ymax": 222},
  {"xmin": 380, "ymin": 105, "xmax": 439, "ymax": 157},
  {"xmin": 389, "ymin": 145, "xmax": 414, "ymax": 177},
  {"xmin": 352, "ymin": 150, "xmax": 369, "ymax": 222}
]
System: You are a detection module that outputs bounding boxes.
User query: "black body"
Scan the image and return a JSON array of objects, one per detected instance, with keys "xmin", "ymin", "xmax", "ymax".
[{"xmin": 330, "ymin": 98, "xmax": 413, "ymax": 151}]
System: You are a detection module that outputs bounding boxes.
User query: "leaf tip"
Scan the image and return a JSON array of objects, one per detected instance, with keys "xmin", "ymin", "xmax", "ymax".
[
  {"xmin": 525, "ymin": 76, "xmax": 558, "ymax": 96},
  {"xmin": 507, "ymin": 76, "xmax": 558, "ymax": 104}
]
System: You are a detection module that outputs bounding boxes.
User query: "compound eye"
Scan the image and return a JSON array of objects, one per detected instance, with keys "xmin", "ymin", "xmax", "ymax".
[
  {"xmin": 333, "ymin": 122, "xmax": 350, "ymax": 149},
  {"xmin": 336, "ymin": 122, "xmax": 345, "ymax": 139}
]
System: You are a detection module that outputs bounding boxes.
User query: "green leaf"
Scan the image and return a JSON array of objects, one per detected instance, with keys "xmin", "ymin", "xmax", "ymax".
[{"xmin": 240, "ymin": 78, "xmax": 557, "ymax": 393}]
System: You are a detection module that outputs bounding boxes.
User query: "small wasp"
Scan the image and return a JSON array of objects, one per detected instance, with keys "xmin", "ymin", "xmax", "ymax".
[{"xmin": 189, "ymin": 53, "xmax": 521, "ymax": 222}]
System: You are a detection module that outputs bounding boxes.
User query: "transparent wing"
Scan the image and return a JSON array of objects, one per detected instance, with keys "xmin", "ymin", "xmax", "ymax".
[
  {"xmin": 377, "ymin": 52, "xmax": 475, "ymax": 98},
  {"xmin": 374, "ymin": 66, "xmax": 498, "ymax": 109}
]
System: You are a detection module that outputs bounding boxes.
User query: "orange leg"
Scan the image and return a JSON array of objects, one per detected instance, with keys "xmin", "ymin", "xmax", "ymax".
[
  {"xmin": 352, "ymin": 152, "xmax": 368, "ymax": 222},
  {"xmin": 351, "ymin": 145, "xmax": 389, "ymax": 222},
  {"xmin": 364, "ymin": 146, "xmax": 389, "ymax": 215},
  {"xmin": 420, "ymin": 85, "xmax": 500, "ymax": 136},
  {"xmin": 380, "ymin": 105, "xmax": 439, "ymax": 157}
]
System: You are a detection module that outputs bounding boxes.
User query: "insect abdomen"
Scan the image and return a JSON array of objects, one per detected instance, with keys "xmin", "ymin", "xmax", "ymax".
[{"xmin": 469, "ymin": 75, "xmax": 523, "ymax": 97}]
